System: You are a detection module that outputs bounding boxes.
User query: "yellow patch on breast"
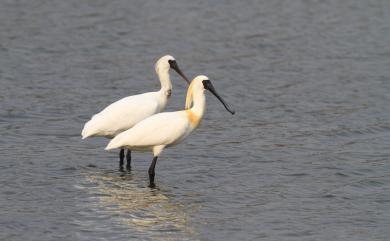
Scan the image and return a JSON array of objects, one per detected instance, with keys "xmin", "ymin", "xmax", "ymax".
[{"xmin": 186, "ymin": 110, "xmax": 201, "ymax": 127}]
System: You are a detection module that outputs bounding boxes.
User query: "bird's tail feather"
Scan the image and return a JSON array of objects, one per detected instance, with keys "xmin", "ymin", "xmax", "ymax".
[
  {"xmin": 105, "ymin": 136, "xmax": 123, "ymax": 150},
  {"xmin": 81, "ymin": 119, "xmax": 98, "ymax": 139}
]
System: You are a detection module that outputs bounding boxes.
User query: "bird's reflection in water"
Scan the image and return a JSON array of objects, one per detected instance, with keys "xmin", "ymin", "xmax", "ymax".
[{"xmin": 84, "ymin": 170, "xmax": 197, "ymax": 240}]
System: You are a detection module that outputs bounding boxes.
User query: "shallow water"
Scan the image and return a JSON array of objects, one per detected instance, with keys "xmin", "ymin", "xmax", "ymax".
[{"xmin": 1, "ymin": 0, "xmax": 390, "ymax": 240}]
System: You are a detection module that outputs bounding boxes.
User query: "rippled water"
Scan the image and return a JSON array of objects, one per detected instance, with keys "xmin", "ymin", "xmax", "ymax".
[{"xmin": 1, "ymin": 0, "xmax": 390, "ymax": 240}]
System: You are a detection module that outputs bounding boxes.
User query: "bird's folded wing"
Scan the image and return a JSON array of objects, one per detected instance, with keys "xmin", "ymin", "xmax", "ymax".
[
  {"xmin": 108, "ymin": 111, "xmax": 189, "ymax": 148},
  {"xmin": 83, "ymin": 93, "xmax": 160, "ymax": 137}
]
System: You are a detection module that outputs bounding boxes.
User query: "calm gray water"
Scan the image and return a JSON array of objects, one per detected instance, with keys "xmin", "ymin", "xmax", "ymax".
[{"xmin": 1, "ymin": 0, "xmax": 390, "ymax": 240}]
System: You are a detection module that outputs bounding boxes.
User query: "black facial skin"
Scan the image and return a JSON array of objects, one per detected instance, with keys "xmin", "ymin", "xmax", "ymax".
[
  {"xmin": 168, "ymin": 59, "xmax": 190, "ymax": 84},
  {"xmin": 202, "ymin": 79, "xmax": 235, "ymax": 115}
]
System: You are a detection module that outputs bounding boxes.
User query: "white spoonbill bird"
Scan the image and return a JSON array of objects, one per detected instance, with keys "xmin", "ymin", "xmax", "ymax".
[
  {"xmin": 81, "ymin": 55, "xmax": 190, "ymax": 170},
  {"xmin": 105, "ymin": 75, "xmax": 235, "ymax": 187}
]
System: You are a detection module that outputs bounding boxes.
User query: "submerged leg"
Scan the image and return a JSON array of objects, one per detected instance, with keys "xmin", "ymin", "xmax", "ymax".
[
  {"xmin": 148, "ymin": 156, "xmax": 158, "ymax": 187},
  {"xmin": 126, "ymin": 149, "xmax": 131, "ymax": 170},
  {"xmin": 119, "ymin": 149, "xmax": 125, "ymax": 170}
]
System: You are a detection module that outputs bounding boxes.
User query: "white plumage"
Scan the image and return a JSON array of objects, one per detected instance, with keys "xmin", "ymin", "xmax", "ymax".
[
  {"xmin": 105, "ymin": 109, "xmax": 191, "ymax": 154},
  {"xmin": 105, "ymin": 75, "xmax": 235, "ymax": 186},
  {"xmin": 82, "ymin": 92, "xmax": 163, "ymax": 139},
  {"xmin": 81, "ymin": 55, "xmax": 189, "ymax": 140}
]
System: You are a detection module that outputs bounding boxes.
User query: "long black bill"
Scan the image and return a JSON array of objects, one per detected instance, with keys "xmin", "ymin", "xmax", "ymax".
[
  {"xmin": 203, "ymin": 80, "xmax": 235, "ymax": 115},
  {"xmin": 168, "ymin": 60, "xmax": 190, "ymax": 84}
]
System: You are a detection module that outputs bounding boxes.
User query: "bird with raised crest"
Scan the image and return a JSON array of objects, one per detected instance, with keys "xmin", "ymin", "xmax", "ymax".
[{"xmin": 105, "ymin": 75, "xmax": 235, "ymax": 187}]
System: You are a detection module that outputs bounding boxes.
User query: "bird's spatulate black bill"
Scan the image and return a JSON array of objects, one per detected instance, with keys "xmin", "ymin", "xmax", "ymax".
[
  {"xmin": 169, "ymin": 60, "xmax": 190, "ymax": 84},
  {"xmin": 203, "ymin": 80, "xmax": 235, "ymax": 115}
]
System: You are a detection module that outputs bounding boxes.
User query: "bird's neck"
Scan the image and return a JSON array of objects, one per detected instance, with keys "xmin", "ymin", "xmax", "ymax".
[
  {"xmin": 188, "ymin": 89, "xmax": 206, "ymax": 119},
  {"xmin": 157, "ymin": 69, "xmax": 172, "ymax": 92}
]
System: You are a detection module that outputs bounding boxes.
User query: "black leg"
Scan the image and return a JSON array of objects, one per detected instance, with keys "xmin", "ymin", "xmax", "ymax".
[
  {"xmin": 126, "ymin": 149, "xmax": 131, "ymax": 170},
  {"xmin": 119, "ymin": 149, "xmax": 125, "ymax": 170},
  {"xmin": 148, "ymin": 156, "xmax": 158, "ymax": 187}
]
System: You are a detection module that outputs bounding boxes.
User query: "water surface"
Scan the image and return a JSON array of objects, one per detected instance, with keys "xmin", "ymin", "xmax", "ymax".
[{"xmin": 1, "ymin": 0, "xmax": 390, "ymax": 240}]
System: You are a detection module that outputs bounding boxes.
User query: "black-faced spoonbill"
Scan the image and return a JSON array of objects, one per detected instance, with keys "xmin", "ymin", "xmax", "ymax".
[
  {"xmin": 105, "ymin": 75, "xmax": 235, "ymax": 187},
  {"xmin": 81, "ymin": 55, "xmax": 190, "ymax": 170}
]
